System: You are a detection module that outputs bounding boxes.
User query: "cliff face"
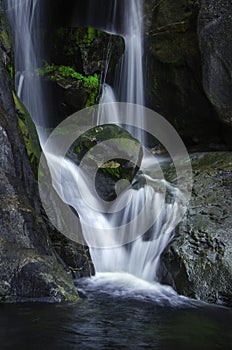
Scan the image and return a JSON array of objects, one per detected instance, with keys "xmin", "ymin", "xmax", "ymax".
[
  {"xmin": 198, "ymin": 0, "xmax": 232, "ymax": 133},
  {"xmin": 0, "ymin": 2, "xmax": 79, "ymax": 302},
  {"xmin": 144, "ymin": 0, "xmax": 232, "ymax": 150},
  {"xmin": 161, "ymin": 152, "xmax": 232, "ymax": 306},
  {"xmin": 143, "ymin": 0, "xmax": 232, "ymax": 306}
]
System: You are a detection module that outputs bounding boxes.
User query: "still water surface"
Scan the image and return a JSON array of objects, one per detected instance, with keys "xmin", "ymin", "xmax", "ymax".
[{"xmin": 0, "ymin": 275, "xmax": 232, "ymax": 350}]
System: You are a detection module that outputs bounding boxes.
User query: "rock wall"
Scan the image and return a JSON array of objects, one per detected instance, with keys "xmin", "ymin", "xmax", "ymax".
[
  {"xmin": 144, "ymin": 0, "xmax": 231, "ymax": 150},
  {"xmin": 143, "ymin": 0, "xmax": 232, "ymax": 306},
  {"xmin": 162, "ymin": 152, "xmax": 232, "ymax": 306},
  {"xmin": 0, "ymin": 2, "xmax": 80, "ymax": 302},
  {"xmin": 198, "ymin": 0, "xmax": 232, "ymax": 141}
]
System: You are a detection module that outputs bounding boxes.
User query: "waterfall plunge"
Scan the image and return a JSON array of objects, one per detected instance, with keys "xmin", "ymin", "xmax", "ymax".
[{"xmin": 5, "ymin": 0, "xmax": 185, "ymax": 291}]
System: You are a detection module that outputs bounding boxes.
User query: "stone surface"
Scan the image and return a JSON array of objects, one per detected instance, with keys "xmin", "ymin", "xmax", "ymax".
[
  {"xmin": 198, "ymin": 0, "xmax": 232, "ymax": 133},
  {"xmin": 50, "ymin": 232, "xmax": 94, "ymax": 279},
  {"xmin": 0, "ymin": 4, "xmax": 80, "ymax": 303},
  {"xmin": 144, "ymin": 0, "xmax": 228, "ymax": 150},
  {"xmin": 52, "ymin": 27, "xmax": 124, "ymax": 79},
  {"xmin": 68, "ymin": 124, "xmax": 143, "ymax": 201},
  {"xmin": 161, "ymin": 152, "xmax": 232, "ymax": 306},
  {"xmin": 38, "ymin": 27, "xmax": 124, "ymax": 126}
]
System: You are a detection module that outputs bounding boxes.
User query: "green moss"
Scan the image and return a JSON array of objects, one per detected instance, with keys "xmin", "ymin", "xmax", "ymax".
[
  {"xmin": 7, "ymin": 65, "xmax": 13, "ymax": 79},
  {"xmin": 101, "ymin": 161, "xmax": 121, "ymax": 179},
  {"xmin": 1, "ymin": 29, "xmax": 10, "ymax": 48},
  {"xmin": 1, "ymin": 22, "xmax": 14, "ymax": 79},
  {"xmin": 83, "ymin": 27, "xmax": 96, "ymax": 46},
  {"xmin": 53, "ymin": 26, "xmax": 97, "ymax": 59},
  {"xmin": 71, "ymin": 124, "xmax": 142, "ymax": 183},
  {"xmin": 37, "ymin": 64, "xmax": 99, "ymax": 107},
  {"xmin": 13, "ymin": 92, "xmax": 41, "ymax": 174}
]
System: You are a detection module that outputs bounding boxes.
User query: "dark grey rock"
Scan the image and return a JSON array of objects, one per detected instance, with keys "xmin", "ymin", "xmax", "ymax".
[
  {"xmin": 144, "ymin": 0, "xmax": 228, "ymax": 150},
  {"xmin": 40, "ymin": 27, "xmax": 124, "ymax": 125},
  {"xmin": 162, "ymin": 152, "xmax": 232, "ymax": 306},
  {"xmin": 198, "ymin": 0, "xmax": 232, "ymax": 131},
  {"xmin": 0, "ymin": 3, "xmax": 79, "ymax": 303},
  {"xmin": 68, "ymin": 124, "xmax": 143, "ymax": 201}
]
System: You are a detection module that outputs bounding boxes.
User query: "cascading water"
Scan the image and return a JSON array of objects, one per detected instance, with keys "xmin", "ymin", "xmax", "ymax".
[
  {"xmin": 79, "ymin": 0, "xmax": 176, "ymax": 283},
  {"xmin": 3, "ymin": 0, "xmax": 46, "ymax": 140},
  {"xmin": 114, "ymin": 0, "xmax": 144, "ymax": 106},
  {"xmin": 5, "ymin": 0, "xmax": 192, "ymax": 305},
  {"xmin": 98, "ymin": 0, "xmax": 145, "ymax": 140}
]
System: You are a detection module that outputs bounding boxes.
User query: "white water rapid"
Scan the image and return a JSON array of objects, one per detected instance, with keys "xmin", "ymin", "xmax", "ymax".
[{"xmin": 4, "ymin": 0, "xmax": 193, "ymax": 306}]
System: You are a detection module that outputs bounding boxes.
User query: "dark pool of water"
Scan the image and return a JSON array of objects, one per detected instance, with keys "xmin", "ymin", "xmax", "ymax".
[{"xmin": 0, "ymin": 278, "xmax": 232, "ymax": 350}]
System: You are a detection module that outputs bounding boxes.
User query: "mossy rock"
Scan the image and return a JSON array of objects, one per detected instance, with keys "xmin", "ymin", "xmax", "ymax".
[
  {"xmin": 13, "ymin": 92, "xmax": 41, "ymax": 174},
  {"xmin": 51, "ymin": 26, "xmax": 124, "ymax": 80},
  {"xmin": 37, "ymin": 64, "xmax": 100, "ymax": 108},
  {"xmin": 0, "ymin": 3, "xmax": 14, "ymax": 79},
  {"xmin": 68, "ymin": 124, "xmax": 143, "ymax": 200}
]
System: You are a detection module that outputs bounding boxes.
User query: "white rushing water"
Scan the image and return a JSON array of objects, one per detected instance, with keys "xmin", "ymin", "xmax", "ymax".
[
  {"xmin": 98, "ymin": 0, "xmax": 144, "ymax": 139},
  {"xmin": 115, "ymin": 0, "xmax": 144, "ymax": 106},
  {"xmin": 5, "ymin": 0, "xmax": 191, "ymax": 303},
  {"xmin": 85, "ymin": 0, "xmax": 175, "ymax": 282},
  {"xmin": 4, "ymin": 0, "xmax": 46, "ymax": 142}
]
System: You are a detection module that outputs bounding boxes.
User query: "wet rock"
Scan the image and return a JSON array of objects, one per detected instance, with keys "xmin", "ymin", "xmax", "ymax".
[
  {"xmin": 198, "ymin": 0, "xmax": 232, "ymax": 134},
  {"xmin": 0, "ymin": 5, "xmax": 79, "ymax": 303},
  {"xmin": 68, "ymin": 124, "xmax": 143, "ymax": 201},
  {"xmin": 52, "ymin": 27, "xmax": 124, "ymax": 79},
  {"xmin": 39, "ymin": 67, "xmax": 99, "ymax": 124},
  {"xmin": 39, "ymin": 27, "xmax": 124, "ymax": 126},
  {"xmin": 144, "ymin": 0, "xmax": 228, "ymax": 150},
  {"xmin": 162, "ymin": 152, "xmax": 232, "ymax": 306},
  {"xmin": 50, "ymin": 233, "xmax": 94, "ymax": 279}
]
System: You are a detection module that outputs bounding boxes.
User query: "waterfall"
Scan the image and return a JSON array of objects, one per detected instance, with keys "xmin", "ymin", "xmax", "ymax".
[
  {"xmin": 5, "ymin": 0, "xmax": 191, "ymax": 298},
  {"xmin": 81, "ymin": 0, "xmax": 174, "ymax": 280},
  {"xmin": 98, "ymin": 0, "xmax": 144, "ymax": 139},
  {"xmin": 3, "ymin": 0, "xmax": 46, "ymax": 142},
  {"xmin": 114, "ymin": 0, "xmax": 144, "ymax": 106}
]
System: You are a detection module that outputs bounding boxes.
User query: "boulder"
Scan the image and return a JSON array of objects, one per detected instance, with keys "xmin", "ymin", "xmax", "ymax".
[
  {"xmin": 38, "ymin": 27, "xmax": 124, "ymax": 126},
  {"xmin": 162, "ymin": 152, "xmax": 232, "ymax": 306},
  {"xmin": 68, "ymin": 124, "xmax": 143, "ymax": 201}
]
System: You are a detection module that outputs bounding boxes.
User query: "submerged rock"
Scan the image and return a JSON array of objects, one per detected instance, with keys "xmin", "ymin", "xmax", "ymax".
[{"xmin": 162, "ymin": 152, "xmax": 232, "ymax": 306}]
